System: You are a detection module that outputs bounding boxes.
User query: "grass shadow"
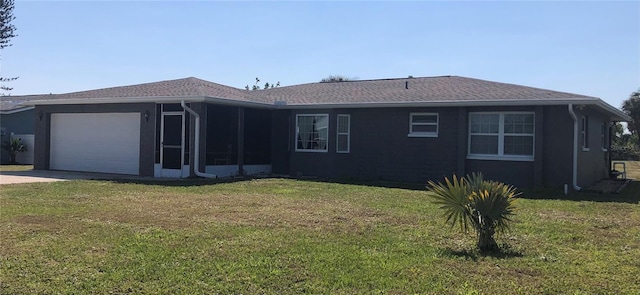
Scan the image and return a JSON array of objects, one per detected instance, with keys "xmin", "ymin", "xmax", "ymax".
[
  {"xmin": 302, "ymin": 177, "xmax": 427, "ymax": 191},
  {"xmin": 105, "ymin": 175, "xmax": 270, "ymax": 187},
  {"xmin": 439, "ymin": 244, "xmax": 524, "ymax": 261},
  {"xmin": 519, "ymin": 181, "xmax": 640, "ymax": 204},
  {"xmin": 106, "ymin": 175, "xmax": 430, "ymax": 190}
]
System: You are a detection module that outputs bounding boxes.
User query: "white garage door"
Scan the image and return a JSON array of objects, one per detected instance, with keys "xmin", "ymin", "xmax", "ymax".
[{"xmin": 50, "ymin": 113, "xmax": 141, "ymax": 175}]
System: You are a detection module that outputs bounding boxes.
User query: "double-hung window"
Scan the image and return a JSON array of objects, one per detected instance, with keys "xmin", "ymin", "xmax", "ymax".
[
  {"xmin": 296, "ymin": 114, "xmax": 329, "ymax": 152},
  {"xmin": 336, "ymin": 114, "xmax": 350, "ymax": 153},
  {"xmin": 409, "ymin": 113, "xmax": 438, "ymax": 137},
  {"xmin": 468, "ymin": 112, "xmax": 535, "ymax": 161}
]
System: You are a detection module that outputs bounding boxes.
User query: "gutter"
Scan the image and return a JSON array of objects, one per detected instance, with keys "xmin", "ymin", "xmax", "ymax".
[
  {"xmin": 567, "ymin": 104, "xmax": 581, "ymax": 191},
  {"xmin": 180, "ymin": 100, "xmax": 217, "ymax": 179},
  {"xmin": 0, "ymin": 106, "xmax": 35, "ymax": 115},
  {"xmin": 23, "ymin": 95, "xmax": 629, "ymax": 121}
]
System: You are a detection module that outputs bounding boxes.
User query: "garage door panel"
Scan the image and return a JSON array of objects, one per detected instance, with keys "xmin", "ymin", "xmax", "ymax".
[
  {"xmin": 50, "ymin": 113, "xmax": 141, "ymax": 175},
  {"xmin": 50, "ymin": 156, "xmax": 138, "ymax": 175}
]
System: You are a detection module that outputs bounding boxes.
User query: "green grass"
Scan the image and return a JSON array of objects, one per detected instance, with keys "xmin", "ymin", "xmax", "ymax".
[
  {"xmin": 0, "ymin": 164, "xmax": 33, "ymax": 172},
  {"xmin": 1, "ymin": 178, "xmax": 639, "ymax": 294}
]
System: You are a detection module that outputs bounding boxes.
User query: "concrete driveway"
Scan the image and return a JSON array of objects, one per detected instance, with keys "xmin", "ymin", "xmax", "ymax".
[{"xmin": 0, "ymin": 170, "xmax": 131, "ymax": 185}]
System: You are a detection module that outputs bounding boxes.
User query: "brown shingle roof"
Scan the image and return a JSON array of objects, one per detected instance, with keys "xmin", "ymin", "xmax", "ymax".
[
  {"xmin": 59, "ymin": 77, "xmax": 255, "ymax": 102},
  {"xmin": 18, "ymin": 75, "xmax": 628, "ymax": 120},
  {"xmin": 27, "ymin": 75, "xmax": 599, "ymax": 106},
  {"xmin": 255, "ymin": 76, "xmax": 597, "ymax": 105},
  {"xmin": 24, "ymin": 75, "xmax": 602, "ymax": 107},
  {"xmin": 0, "ymin": 94, "xmax": 58, "ymax": 112}
]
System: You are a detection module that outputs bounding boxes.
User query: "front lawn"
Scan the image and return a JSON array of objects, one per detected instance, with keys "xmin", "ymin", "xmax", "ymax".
[
  {"xmin": 1, "ymin": 178, "xmax": 639, "ymax": 294},
  {"xmin": 0, "ymin": 164, "xmax": 33, "ymax": 172}
]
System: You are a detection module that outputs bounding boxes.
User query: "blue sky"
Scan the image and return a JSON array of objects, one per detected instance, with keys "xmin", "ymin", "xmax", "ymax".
[{"xmin": 4, "ymin": 1, "xmax": 639, "ymax": 109}]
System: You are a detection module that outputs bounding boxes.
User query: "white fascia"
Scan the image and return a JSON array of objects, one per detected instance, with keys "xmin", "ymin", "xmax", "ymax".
[
  {"xmin": 23, "ymin": 96, "xmax": 274, "ymax": 109},
  {"xmin": 279, "ymin": 98, "xmax": 628, "ymax": 120},
  {"xmin": 23, "ymin": 96, "xmax": 208, "ymax": 106},
  {"xmin": 23, "ymin": 95, "xmax": 628, "ymax": 122},
  {"xmin": 0, "ymin": 106, "xmax": 35, "ymax": 115}
]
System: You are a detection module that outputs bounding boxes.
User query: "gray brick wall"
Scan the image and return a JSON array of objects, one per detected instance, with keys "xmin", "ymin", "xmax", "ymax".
[{"xmin": 288, "ymin": 107, "xmax": 461, "ymax": 184}]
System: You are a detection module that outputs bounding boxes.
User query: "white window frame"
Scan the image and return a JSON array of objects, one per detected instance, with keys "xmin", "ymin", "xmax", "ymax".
[
  {"xmin": 467, "ymin": 112, "xmax": 535, "ymax": 161},
  {"xmin": 295, "ymin": 114, "xmax": 329, "ymax": 153},
  {"xmin": 408, "ymin": 112, "xmax": 438, "ymax": 137},
  {"xmin": 581, "ymin": 116, "xmax": 590, "ymax": 151},
  {"xmin": 336, "ymin": 114, "xmax": 350, "ymax": 153}
]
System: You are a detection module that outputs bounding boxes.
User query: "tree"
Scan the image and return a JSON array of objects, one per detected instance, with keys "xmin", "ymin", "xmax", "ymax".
[
  {"xmin": 427, "ymin": 173, "xmax": 519, "ymax": 253},
  {"xmin": 621, "ymin": 89, "xmax": 640, "ymax": 141},
  {"xmin": 245, "ymin": 77, "xmax": 280, "ymax": 90},
  {"xmin": 0, "ymin": 0, "xmax": 18, "ymax": 92},
  {"xmin": 611, "ymin": 121, "xmax": 640, "ymax": 160},
  {"xmin": 1, "ymin": 136, "xmax": 26, "ymax": 164},
  {"xmin": 320, "ymin": 75, "xmax": 353, "ymax": 83}
]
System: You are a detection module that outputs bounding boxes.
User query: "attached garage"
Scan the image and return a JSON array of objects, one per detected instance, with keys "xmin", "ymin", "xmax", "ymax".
[{"xmin": 50, "ymin": 113, "xmax": 141, "ymax": 175}]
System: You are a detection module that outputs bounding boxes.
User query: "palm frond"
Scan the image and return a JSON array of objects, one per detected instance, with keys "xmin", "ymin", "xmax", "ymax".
[{"xmin": 426, "ymin": 175, "xmax": 472, "ymax": 232}]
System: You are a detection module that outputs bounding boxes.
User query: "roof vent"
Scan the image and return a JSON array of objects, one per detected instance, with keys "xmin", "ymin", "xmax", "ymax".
[{"xmin": 405, "ymin": 81, "xmax": 409, "ymax": 89}]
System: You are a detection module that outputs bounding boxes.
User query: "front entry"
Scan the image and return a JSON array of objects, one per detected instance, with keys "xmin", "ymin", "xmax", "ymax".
[{"xmin": 160, "ymin": 112, "xmax": 185, "ymax": 177}]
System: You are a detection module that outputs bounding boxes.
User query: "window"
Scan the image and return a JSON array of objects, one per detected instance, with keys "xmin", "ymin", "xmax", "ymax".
[
  {"xmin": 296, "ymin": 114, "xmax": 328, "ymax": 152},
  {"xmin": 601, "ymin": 122, "xmax": 607, "ymax": 151},
  {"xmin": 336, "ymin": 114, "xmax": 350, "ymax": 153},
  {"xmin": 468, "ymin": 112, "xmax": 534, "ymax": 161},
  {"xmin": 581, "ymin": 116, "xmax": 589, "ymax": 150},
  {"xmin": 409, "ymin": 113, "xmax": 438, "ymax": 137}
]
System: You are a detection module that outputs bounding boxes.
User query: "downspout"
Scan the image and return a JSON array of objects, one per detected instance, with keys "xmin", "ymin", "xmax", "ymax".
[
  {"xmin": 609, "ymin": 122, "xmax": 615, "ymax": 178},
  {"xmin": 181, "ymin": 101, "xmax": 217, "ymax": 178},
  {"xmin": 567, "ymin": 104, "xmax": 581, "ymax": 191}
]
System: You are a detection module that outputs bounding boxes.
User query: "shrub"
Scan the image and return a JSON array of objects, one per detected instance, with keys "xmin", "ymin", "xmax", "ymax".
[
  {"xmin": 1, "ymin": 137, "xmax": 27, "ymax": 164},
  {"xmin": 426, "ymin": 173, "xmax": 519, "ymax": 252},
  {"xmin": 610, "ymin": 145, "xmax": 640, "ymax": 161}
]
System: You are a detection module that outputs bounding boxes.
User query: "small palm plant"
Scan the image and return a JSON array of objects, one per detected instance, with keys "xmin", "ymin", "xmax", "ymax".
[
  {"xmin": 1, "ymin": 137, "xmax": 27, "ymax": 164},
  {"xmin": 427, "ymin": 173, "xmax": 519, "ymax": 252}
]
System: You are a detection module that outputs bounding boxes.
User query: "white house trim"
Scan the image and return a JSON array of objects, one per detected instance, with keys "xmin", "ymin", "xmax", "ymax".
[{"xmin": 0, "ymin": 106, "xmax": 34, "ymax": 115}]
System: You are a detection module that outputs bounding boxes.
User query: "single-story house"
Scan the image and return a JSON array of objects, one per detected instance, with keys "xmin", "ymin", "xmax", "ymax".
[
  {"xmin": 0, "ymin": 95, "xmax": 53, "ymax": 164},
  {"xmin": 24, "ymin": 76, "xmax": 629, "ymax": 189}
]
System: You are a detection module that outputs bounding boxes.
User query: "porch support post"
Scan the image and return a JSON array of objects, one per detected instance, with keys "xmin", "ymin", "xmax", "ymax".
[{"xmin": 237, "ymin": 107, "xmax": 245, "ymax": 176}]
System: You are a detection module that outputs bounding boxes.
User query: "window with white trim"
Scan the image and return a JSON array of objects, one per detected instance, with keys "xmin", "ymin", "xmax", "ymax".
[
  {"xmin": 601, "ymin": 121, "xmax": 607, "ymax": 151},
  {"xmin": 296, "ymin": 114, "xmax": 329, "ymax": 152},
  {"xmin": 581, "ymin": 116, "xmax": 589, "ymax": 150},
  {"xmin": 336, "ymin": 114, "xmax": 350, "ymax": 153},
  {"xmin": 468, "ymin": 112, "xmax": 535, "ymax": 161},
  {"xmin": 409, "ymin": 113, "xmax": 438, "ymax": 137}
]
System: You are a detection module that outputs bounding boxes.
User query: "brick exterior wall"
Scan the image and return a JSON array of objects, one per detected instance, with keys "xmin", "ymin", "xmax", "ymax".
[
  {"xmin": 281, "ymin": 105, "xmax": 609, "ymax": 189},
  {"xmin": 287, "ymin": 107, "xmax": 461, "ymax": 184}
]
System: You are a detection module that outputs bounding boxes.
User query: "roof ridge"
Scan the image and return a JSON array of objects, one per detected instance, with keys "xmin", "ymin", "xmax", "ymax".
[
  {"xmin": 264, "ymin": 75, "xmax": 457, "ymax": 90},
  {"xmin": 341, "ymin": 75, "xmax": 454, "ymax": 83},
  {"xmin": 186, "ymin": 76, "xmax": 250, "ymax": 99}
]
